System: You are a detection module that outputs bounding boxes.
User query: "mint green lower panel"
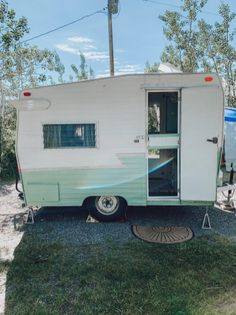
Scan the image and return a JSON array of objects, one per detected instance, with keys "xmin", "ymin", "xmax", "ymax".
[
  {"xmin": 147, "ymin": 200, "xmax": 214, "ymax": 206},
  {"xmin": 22, "ymin": 154, "xmax": 216, "ymax": 208},
  {"xmin": 22, "ymin": 156, "xmax": 147, "ymax": 207}
]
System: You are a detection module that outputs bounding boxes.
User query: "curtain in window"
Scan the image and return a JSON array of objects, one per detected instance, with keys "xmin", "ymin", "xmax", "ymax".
[
  {"xmin": 83, "ymin": 124, "xmax": 95, "ymax": 147},
  {"xmin": 43, "ymin": 124, "xmax": 95, "ymax": 148},
  {"xmin": 43, "ymin": 125, "xmax": 62, "ymax": 148}
]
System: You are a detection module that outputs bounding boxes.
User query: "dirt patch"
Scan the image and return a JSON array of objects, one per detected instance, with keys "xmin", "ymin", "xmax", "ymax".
[
  {"xmin": 0, "ymin": 181, "xmax": 25, "ymax": 315},
  {"xmin": 0, "ymin": 272, "xmax": 6, "ymax": 315},
  {"xmin": 0, "ymin": 182, "xmax": 25, "ymax": 260}
]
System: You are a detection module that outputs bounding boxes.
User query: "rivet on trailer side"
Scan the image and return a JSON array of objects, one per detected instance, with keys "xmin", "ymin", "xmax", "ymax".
[{"xmin": 11, "ymin": 73, "xmax": 226, "ymax": 222}]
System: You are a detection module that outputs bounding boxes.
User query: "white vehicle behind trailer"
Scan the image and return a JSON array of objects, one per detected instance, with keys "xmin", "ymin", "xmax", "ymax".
[{"xmin": 12, "ymin": 73, "xmax": 224, "ymax": 221}]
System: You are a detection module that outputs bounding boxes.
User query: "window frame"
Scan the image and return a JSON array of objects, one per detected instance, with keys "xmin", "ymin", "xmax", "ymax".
[{"xmin": 41, "ymin": 121, "xmax": 99, "ymax": 150}]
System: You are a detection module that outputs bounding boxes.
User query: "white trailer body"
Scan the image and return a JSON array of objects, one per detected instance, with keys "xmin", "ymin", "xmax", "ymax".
[{"xmin": 13, "ymin": 73, "xmax": 224, "ymax": 215}]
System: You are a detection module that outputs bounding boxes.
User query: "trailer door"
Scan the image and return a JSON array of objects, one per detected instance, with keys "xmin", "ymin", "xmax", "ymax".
[{"xmin": 180, "ymin": 87, "xmax": 219, "ymax": 201}]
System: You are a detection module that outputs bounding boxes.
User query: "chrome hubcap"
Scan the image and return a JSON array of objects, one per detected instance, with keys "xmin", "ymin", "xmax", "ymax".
[{"xmin": 96, "ymin": 196, "xmax": 119, "ymax": 215}]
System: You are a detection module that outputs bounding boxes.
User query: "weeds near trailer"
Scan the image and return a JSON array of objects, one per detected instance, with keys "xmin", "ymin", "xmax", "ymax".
[
  {"xmin": 0, "ymin": 260, "xmax": 10, "ymax": 273},
  {"xmin": 4, "ymin": 233, "xmax": 236, "ymax": 315}
]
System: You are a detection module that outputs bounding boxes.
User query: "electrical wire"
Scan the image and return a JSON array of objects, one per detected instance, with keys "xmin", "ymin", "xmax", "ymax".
[
  {"xmin": 142, "ymin": 0, "xmax": 181, "ymax": 10},
  {"xmin": 18, "ymin": 1, "xmax": 221, "ymax": 45},
  {"xmin": 21, "ymin": 8, "xmax": 107, "ymax": 44},
  {"xmin": 142, "ymin": 0, "xmax": 220, "ymax": 17}
]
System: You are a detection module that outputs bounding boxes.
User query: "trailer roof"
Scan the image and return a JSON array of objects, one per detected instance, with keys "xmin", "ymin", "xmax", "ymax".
[{"xmin": 22, "ymin": 72, "xmax": 222, "ymax": 91}]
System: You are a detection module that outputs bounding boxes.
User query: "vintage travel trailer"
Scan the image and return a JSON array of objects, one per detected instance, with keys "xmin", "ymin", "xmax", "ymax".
[{"xmin": 12, "ymin": 73, "xmax": 224, "ymax": 221}]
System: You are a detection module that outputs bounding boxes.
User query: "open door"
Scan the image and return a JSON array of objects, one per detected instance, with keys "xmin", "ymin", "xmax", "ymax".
[
  {"xmin": 147, "ymin": 91, "xmax": 179, "ymax": 199},
  {"xmin": 181, "ymin": 87, "xmax": 219, "ymax": 201}
]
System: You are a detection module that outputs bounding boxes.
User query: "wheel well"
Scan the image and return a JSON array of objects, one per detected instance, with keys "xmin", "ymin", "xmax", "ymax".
[
  {"xmin": 117, "ymin": 196, "xmax": 128, "ymax": 207},
  {"xmin": 82, "ymin": 196, "xmax": 94, "ymax": 208}
]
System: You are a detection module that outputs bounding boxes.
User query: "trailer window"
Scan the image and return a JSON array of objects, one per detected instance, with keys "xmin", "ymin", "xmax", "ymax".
[
  {"xmin": 43, "ymin": 124, "xmax": 96, "ymax": 148},
  {"xmin": 148, "ymin": 92, "xmax": 178, "ymax": 134}
]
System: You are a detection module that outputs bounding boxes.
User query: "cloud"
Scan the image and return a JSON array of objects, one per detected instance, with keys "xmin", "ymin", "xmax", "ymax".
[
  {"xmin": 83, "ymin": 51, "xmax": 109, "ymax": 61},
  {"xmin": 68, "ymin": 36, "xmax": 94, "ymax": 44},
  {"xmin": 115, "ymin": 48, "xmax": 125, "ymax": 53},
  {"xmin": 68, "ymin": 36, "xmax": 96, "ymax": 50},
  {"xmin": 55, "ymin": 36, "xmax": 109, "ymax": 61},
  {"xmin": 56, "ymin": 43, "xmax": 108, "ymax": 61},
  {"xmin": 55, "ymin": 44, "xmax": 79, "ymax": 54},
  {"xmin": 115, "ymin": 64, "xmax": 143, "ymax": 75},
  {"xmin": 83, "ymin": 44, "xmax": 97, "ymax": 51},
  {"xmin": 96, "ymin": 64, "xmax": 143, "ymax": 78}
]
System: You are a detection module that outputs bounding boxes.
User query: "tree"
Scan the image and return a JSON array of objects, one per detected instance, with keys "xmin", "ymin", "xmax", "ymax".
[
  {"xmin": 0, "ymin": 0, "xmax": 65, "ymax": 178},
  {"xmin": 198, "ymin": 3, "xmax": 236, "ymax": 106},
  {"xmin": 71, "ymin": 53, "xmax": 94, "ymax": 81},
  {"xmin": 54, "ymin": 52, "xmax": 65, "ymax": 84},
  {"xmin": 159, "ymin": 0, "xmax": 236, "ymax": 106},
  {"xmin": 5, "ymin": 46, "xmax": 64, "ymax": 96},
  {"xmin": 159, "ymin": 0, "xmax": 207, "ymax": 72},
  {"xmin": 0, "ymin": 1, "xmax": 62, "ymax": 88},
  {"xmin": 144, "ymin": 61, "xmax": 159, "ymax": 73}
]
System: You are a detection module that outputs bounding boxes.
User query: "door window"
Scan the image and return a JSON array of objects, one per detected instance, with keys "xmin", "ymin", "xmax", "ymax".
[
  {"xmin": 148, "ymin": 92, "xmax": 178, "ymax": 134},
  {"xmin": 148, "ymin": 148, "xmax": 178, "ymax": 197}
]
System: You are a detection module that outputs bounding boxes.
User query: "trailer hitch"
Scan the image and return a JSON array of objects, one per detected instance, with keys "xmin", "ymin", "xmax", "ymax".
[{"xmin": 207, "ymin": 137, "xmax": 218, "ymax": 144}]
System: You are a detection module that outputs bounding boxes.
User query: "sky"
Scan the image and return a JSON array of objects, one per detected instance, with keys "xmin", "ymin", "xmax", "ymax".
[{"xmin": 7, "ymin": 0, "xmax": 236, "ymax": 80}]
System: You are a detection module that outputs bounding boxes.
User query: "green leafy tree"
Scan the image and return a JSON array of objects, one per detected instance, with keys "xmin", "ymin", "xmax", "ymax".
[
  {"xmin": 47, "ymin": 52, "xmax": 65, "ymax": 85},
  {"xmin": 159, "ymin": 0, "xmax": 207, "ymax": 72},
  {"xmin": 71, "ymin": 53, "xmax": 94, "ymax": 81},
  {"xmin": 54, "ymin": 52, "xmax": 65, "ymax": 84},
  {"xmin": 159, "ymin": 0, "xmax": 236, "ymax": 106},
  {"xmin": 0, "ymin": 0, "xmax": 65, "ymax": 179},
  {"xmin": 144, "ymin": 61, "xmax": 159, "ymax": 73},
  {"xmin": 198, "ymin": 3, "xmax": 236, "ymax": 106},
  {"xmin": 6, "ymin": 47, "xmax": 64, "ymax": 95}
]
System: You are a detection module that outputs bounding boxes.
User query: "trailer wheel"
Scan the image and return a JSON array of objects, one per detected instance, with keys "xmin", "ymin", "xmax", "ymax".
[{"xmin": 90, "ymin": 196, "xmax": 126, "ymax": 222}]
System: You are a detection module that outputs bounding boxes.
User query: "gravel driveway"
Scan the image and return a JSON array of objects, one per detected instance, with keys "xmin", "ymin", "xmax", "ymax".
[{"xmin": 0, "ymin": 182, "xmax": 236, "ymax": 314}]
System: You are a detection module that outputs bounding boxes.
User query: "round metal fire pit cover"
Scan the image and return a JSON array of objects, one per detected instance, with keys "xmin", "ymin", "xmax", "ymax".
[{"xmin": 132, "ymin": 226, "xmax": 193, "ymax": 244}]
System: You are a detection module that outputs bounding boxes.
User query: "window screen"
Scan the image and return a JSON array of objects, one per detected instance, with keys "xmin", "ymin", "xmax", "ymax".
[{"xmin": 43, "ymin": 124, "xmax": 96, "ymax": 148}]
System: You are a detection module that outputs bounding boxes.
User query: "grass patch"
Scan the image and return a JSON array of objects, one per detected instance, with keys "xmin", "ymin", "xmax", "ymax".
[
  {"xmin": 4, "ymin": 233, "xmax": 236, "ymax": 315},
  {"xmin": 0, "ymin": 260, "xmax": 10, "ymax": 273}
]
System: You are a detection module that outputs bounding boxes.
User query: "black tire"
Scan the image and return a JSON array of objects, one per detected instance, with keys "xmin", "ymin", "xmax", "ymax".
[{"xmin": 89, "ymin": 196, "xmax": 126, "ymax": 222}]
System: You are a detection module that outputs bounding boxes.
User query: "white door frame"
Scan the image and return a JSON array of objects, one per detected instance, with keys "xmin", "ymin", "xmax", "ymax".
[{"xmin": 146, "ymin": 89, "xmax": 181, "ymax": 200}]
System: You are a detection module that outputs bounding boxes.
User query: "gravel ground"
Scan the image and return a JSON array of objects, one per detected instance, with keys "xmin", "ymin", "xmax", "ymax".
[
  {"xmin": 0, "ymin": 182, "xmax": 235, "ymax": 251},
  {"xmin": 27, "ymin": 204, "xmax": 236, "ymax": 246}
]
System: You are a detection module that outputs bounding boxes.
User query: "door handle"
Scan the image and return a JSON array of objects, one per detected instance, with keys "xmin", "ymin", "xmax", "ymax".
[{"xmin": 207, "ymin": 137, "xmax": 218, "ymax": 144}]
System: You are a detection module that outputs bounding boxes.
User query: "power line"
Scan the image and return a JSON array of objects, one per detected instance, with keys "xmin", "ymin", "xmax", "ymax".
[
  {"xmin": 19, "ymin": 1, "xmax": 220, "ymax": 45},
  {"xmin": 142, "ymin": 0, "xmax": 220, "ymax": 17},
  {"xmin": 21, "ymin": 8, "xmax": 107, "ymax": 44},
  {"xmin": 143, "ymin": 0, "xmax": 181, "ymax": 10}
]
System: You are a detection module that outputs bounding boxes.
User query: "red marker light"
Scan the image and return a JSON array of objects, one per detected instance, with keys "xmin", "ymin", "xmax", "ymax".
[
  {"xmin": 204, "ymin": 76, "xmax": 213, "ymax": 82},
  {"xmin": 23, "ymin": 91, "xmax": 31, "ymax": 97}
]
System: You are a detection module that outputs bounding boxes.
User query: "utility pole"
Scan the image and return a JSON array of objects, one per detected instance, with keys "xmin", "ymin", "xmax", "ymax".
[{"xmin": 108, "ymin": 0, "xmax": 118, "ymax": 77}]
